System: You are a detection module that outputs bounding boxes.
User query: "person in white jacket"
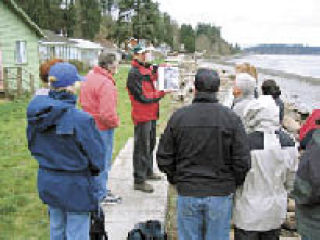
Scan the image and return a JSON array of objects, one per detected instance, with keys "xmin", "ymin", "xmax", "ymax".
[{"xmin": 233, "ymin": 94, "xmax": 299, "ymax": 240}]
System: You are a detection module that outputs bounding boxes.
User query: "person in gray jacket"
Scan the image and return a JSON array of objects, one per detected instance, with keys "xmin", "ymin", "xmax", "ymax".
[{"xmin": 233, "ymin": 94, "xmax": 299, "ymax": 240}]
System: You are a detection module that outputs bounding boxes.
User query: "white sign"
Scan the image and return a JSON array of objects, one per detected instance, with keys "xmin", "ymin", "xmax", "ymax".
[{"xmin": 158, "ymin": 66, "xmax": 180, "ymax": 91}]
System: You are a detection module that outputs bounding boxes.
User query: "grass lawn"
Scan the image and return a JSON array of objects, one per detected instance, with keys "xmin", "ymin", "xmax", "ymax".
[{"xmin": 0, "ymin": 65, "xmax": 175, "ymax": 239}]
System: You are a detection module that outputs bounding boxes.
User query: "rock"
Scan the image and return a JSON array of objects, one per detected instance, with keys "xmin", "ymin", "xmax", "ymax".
[
  {"xmin": 288, "ymin": 198, "xmax": 295, "ymax": 212},
  {"xmin": 282, "ymin": 212, "xmax": 297, "ymax": 231}
]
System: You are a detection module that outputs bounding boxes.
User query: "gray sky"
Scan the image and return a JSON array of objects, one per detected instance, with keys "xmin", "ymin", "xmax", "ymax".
[{"xmin": 156, "ymin": 0, "xmax": 320, "ymax": 47}]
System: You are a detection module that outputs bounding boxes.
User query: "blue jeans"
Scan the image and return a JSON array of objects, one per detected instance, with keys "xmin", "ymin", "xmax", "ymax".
[
  {"xmin": 302, "ymin": 236, "xmax": 311, "ymax": 240},
  {"xmin": 95, "ymin": 129, "xmax": 114, "ymax": 200},
  {"xmin": 49, "ymin": 206, "xmax": 90, "ymax": 240},
  {"xmin": 177, "ymin": 195, "xmax": 233, "ymax": 240}
]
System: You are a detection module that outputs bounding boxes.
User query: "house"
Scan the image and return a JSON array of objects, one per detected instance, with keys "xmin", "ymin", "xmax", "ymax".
[
  {"xmin": 39, "ymin": 30, "xmax": 78, "ymax": 63},
  {"xmin": 70, "ymin": 39, "xmax": 103, "ymax": 67},
  {"xmin": 0, "ymin": 0, "xmax": 44, "ymax": 94}
]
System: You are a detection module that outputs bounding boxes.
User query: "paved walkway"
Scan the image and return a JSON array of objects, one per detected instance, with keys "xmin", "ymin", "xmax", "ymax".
[{"xmin": 102, "ymin": 138, "xmax": 168, "ymax": 239}]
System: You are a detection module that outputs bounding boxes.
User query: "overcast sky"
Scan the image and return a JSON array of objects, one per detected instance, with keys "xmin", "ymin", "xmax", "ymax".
[{"xmin": 155, "ymin": 0, "xmax": 320, "ymax": 47}]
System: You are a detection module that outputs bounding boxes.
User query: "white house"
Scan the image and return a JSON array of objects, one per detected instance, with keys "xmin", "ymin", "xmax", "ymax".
[
  {"xmin": 70, "ymin": 39, "xmax": 103, "ymax": 67},
  {"xmin": 39, "ymin": 30, "xmax": 78, "ymax": 62}
]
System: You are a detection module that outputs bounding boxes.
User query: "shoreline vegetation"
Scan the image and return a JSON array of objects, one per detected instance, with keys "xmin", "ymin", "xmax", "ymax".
[{"xmin": 0, "ymin": 65, "xmax": 174, "ymax": 239}]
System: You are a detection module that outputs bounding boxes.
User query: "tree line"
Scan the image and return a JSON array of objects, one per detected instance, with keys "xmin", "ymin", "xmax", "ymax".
[{"xmin": 16, "ymin": 0, "xmax": 240, "ymax": 55}]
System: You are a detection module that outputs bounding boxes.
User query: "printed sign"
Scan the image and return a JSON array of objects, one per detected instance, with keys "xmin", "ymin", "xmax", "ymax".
[{"xmin": 158, "ymin": 66, "xmax": 180, "ymax": 91}]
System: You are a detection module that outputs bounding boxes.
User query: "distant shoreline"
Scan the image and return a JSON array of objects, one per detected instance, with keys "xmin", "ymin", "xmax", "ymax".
[{"xmin": 203, "ymin": 58, "xmax": 320, "ymax": 86}]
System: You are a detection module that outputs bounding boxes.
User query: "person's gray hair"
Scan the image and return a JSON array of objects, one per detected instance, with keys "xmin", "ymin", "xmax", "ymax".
[
  {"xmin": 235, "ymin": 73, "xmax": 256, "ymax": 97},
  {"xmin": 98, "ymin": 52, "xmax": 117, "ymax": 69}
]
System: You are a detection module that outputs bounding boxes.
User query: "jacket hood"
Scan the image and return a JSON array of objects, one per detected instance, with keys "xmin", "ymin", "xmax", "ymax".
[
  {"xmin": 27, "ymin": 91, "xmax": 77, "ymax": 133},
  {"xmin": 244, "ymin": 95, "xmax": 280, "ymax": 133}
]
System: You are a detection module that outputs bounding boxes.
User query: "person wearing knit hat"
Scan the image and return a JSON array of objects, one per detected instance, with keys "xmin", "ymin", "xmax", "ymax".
[
  {"xmin": 27, "ymin": 62, "xmax": 104, "ymax": 239},
  {"xmin": 157, "ymin": 68, "xmax": 250, "ymax": 240},
  {"xmin": 232, "ymin": 73, "xmax": 258, "ymax": 129}
]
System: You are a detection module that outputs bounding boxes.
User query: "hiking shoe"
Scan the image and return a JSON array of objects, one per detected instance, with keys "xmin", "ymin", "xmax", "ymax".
[
  {"xmin": 146, "ymin": 173, "xmax": 162, "ymax": 181},
  {"xmin": 101, "ymin": 191, "xmax": 122, "ymax": 205},
  {"xmin": 134, "ymin": 182, "xmax": 154, "ymax": 193}
]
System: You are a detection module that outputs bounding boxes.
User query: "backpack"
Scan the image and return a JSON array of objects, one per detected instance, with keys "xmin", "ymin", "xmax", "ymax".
[
  {"xmin": 90, "ymin": 208, "xmax": 108, "ymax": 240},
  {"xmin": 127, "ymin": 220, "xmax": 167, "ymax": 240},
  {"xmin": 293, "ymin": 129, "xmax": 320, "ymax": 205}
]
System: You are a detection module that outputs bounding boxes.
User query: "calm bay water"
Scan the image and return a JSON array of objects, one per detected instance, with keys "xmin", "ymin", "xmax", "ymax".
[
  {"xmin": 202, "ymin": 54, "xmax": 320, "ymax": 112},
  {"xmin": 229, "ymin": 54, "xmax": 320, "ymax": 79}
]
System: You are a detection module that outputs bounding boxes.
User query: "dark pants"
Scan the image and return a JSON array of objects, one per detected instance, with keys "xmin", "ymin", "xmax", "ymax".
[
  {"xmin": 133, "ymin": 120, "xmax": 156, "ymax": 183},
  {"xmin": 234, "ymin": 228, "xmax": 280, "ymax": 240}
]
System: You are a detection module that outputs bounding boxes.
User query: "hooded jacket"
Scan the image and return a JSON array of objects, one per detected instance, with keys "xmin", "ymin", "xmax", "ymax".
[
  {"xmin": 27, "ymin": 91, "xmax": 105, "ymax": 212},
  {"xmin": 233, "ymin": 95, "xmax": 299, "ymax": 231},
  {"xmin": 293, "ymin": 129, "xmax": 320, "ymax": 239},
  {"xmin": 156, "ymin": 92, "xmax": 251, "ymax": 197},
  {"xmin": 80, "ymin": 66, "xmax": 119, "ymax": 131},
  {"xmin": 127, "ymin": 60, "xmax": 165, "ymax": 125}
]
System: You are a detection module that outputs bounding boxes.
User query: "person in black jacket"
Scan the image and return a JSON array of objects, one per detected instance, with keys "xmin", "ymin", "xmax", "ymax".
[
  {"xmin": 261, "ymin": 79, "xmax": 285, "ymax": 125},
  {"xmin": 156, "ymin": 68, "xmax": 251, "ymax": 240}
]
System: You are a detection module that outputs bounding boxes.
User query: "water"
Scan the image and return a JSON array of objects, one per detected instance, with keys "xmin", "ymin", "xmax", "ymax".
[
  {"xmin": 229, "ymin": 54, "xmax": 320, "ymax": 79},
  {"xmin": 202, "ymin": 54, "xmax": 320, "ymax": 112}
]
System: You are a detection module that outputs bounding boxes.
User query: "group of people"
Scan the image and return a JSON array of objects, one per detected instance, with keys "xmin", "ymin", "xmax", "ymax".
[
  {"xmin": 157, "ymin": 64, "xmax": 320, "ymax": 240},
  {"xmin": 26, "ymin": 44, "xmax": 169, "ymax": 239},
  {"xmin": 26, "ymin": 45, "xmax": 320, "ymax": 240}
]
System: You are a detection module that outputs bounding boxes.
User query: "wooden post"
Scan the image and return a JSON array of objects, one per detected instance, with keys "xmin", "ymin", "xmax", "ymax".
[
  {"xmin": 16, "ymin": 67, "xmax": 22, "ymax": 97},
  {"xmin": 3, "ymin": 68, "xmax": 9, "ymax": 98},
  {"xmin": 30, "ymin": 74, "xmax": 35, "ymax": 95}
]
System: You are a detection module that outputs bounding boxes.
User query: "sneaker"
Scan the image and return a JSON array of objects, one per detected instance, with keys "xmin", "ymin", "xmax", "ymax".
[
  {"xmin": 134, "ymin": 182, "xmax": 154, "ymax": 193},
  {"xmin": 146, "ymin": 173, "xmax": 162, "ymax": 181},
  {"xmin": 101, "ymin": 191, "xmax": 122, "ymax": 205}
]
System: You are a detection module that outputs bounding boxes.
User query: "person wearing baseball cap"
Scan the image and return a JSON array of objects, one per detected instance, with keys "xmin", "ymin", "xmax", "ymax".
[
  {"xmin": 127, "ymin": 43, "xmax": 168, "ymax": 193},
  {"xmin": 27, "ymin": 62, "xmax": 105, "ymax": 239},
  {"xmin": 157, "ymin": 68, "xmax": 251, "ymax": 240}
]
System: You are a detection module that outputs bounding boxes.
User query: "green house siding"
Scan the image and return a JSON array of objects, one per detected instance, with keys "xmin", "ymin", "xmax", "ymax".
[{"xmin": 0, "ymin": 1, "xmax": 41, "ymax": 90}]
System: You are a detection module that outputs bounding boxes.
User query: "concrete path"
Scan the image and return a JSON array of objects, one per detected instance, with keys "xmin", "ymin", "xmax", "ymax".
[{"xmin": 102, "ymin": 138, "xmax": 168, "ymax": 239}]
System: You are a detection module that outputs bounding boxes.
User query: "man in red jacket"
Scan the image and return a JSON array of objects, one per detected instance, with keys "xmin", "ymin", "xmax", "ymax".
[
  {"xmin": 127, "ymin": 45, "xmax": 167, "ymax": 193},
  {"xmin": 80, "ymin": 52, "xmax": 121, "ymax": 204}
]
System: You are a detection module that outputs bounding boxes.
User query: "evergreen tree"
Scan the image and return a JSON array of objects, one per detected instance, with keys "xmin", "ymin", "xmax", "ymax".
[
  {"xmin": 15, "ymin": 0, "xmax": 76, "ymax": 36},
  {"xmin": 79, "ymin": 0, "xmax": 101, "ymax": 39},
  {"xmin": 180, "ymin": 24, "xmax": 195, "ymax": 52}
]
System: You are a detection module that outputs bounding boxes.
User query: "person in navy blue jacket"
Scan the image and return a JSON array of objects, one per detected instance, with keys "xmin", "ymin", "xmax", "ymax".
[{"xmin": 27, "ymin": 62, "xmax": 105, "ymax": 240}]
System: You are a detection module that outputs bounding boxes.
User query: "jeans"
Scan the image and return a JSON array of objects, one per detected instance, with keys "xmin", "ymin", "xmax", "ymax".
[
  {"xmin": 49, "ymin": 206, "xmax": 90, "ymax": 240},
  {"xmin": 133, "ymin": 120, "xmax": 156, "ymax": 183},
  {"xmin": 95, "ymin": 128, "xmax": 114, "ymax": 200},
  {"xmin": 177, "ymin": 194, "xmax": 233, "ymax": 240}
]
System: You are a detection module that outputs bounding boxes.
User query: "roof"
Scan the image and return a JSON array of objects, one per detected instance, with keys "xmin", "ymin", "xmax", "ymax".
[
  {"xmin": 70, "ymin": 39, "xmax": 103, "ymax": 50},
  {"xmin": 41, "ymin": 30, "xmax": 75, "ymax": 45},
  {"xmin": 3, "ymin": 0, "xmax": 44, "ymax": 37}
]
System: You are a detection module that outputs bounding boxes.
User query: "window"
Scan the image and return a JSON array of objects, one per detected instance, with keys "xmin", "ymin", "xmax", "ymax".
[{"xmin": 16, "ymin": 41, "xmax": 27, "ymax": 64}]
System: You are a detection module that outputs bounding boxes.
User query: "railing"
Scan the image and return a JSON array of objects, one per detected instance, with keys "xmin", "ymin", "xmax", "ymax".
[{"xmin": 2, "ymin": 67, "xmax": 35, "ymax": 98}]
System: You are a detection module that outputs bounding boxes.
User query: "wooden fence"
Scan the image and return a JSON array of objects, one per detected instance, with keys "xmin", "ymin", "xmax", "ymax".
[{"xmin": 2, "ymin": 67, "xmax": 35, "ymax": 98}]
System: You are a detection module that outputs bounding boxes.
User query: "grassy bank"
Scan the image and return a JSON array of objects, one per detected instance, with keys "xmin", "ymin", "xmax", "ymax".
[{"xmin": 0, "ymin": 65, "xmax": 174, "ymax": 239}]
